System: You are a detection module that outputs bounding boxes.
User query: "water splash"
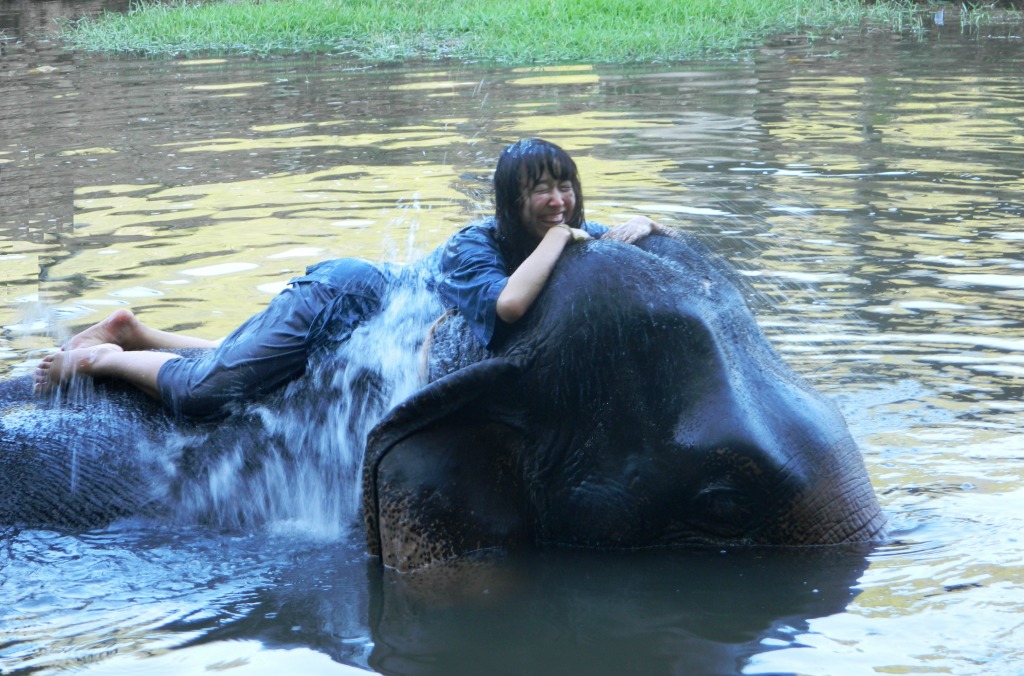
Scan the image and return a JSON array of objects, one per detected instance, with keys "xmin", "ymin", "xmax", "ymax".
[{"xmin": 167, "ymin": 278, "xmax": 442, "ymax": 540}]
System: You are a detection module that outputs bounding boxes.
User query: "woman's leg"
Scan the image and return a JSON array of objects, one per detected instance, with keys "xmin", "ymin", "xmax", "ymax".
[
  {"xmin": 37, "ymin": 287, "xmax": 329, "ymax": 415},
  {"xmin": 40, "ymin": 259, "xmax": 395, "ymax": 418},
  {"xmin": 156, "ymin": 280, "xmax": 347, "ymax": 417},
  {"xmin": 34, "ymin": 343, "xmax": 178, "ymax": 399},
  {"xmin": 158, "ymin": 259, "xmax": 393, "ymax": 417},
  {"xmin": 64, "ymin": 308, "xmax": 218, "ymax": 352}
]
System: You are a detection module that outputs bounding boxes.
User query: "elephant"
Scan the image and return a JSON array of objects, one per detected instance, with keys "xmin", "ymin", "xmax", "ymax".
[
  {"xmin": 362, "ymin": 233, "xmax": 887, "ymax": 571},
  {"xmin": 0, "ymin": 233, "xmax": 886, "ymax": 568}
]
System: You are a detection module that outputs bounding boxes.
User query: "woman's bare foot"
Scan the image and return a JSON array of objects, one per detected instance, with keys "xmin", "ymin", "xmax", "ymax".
[
  {"xmin": 34, "ymin": 343, "xmax": 125, "ymax": 393},
  {"xmin": 63, "ymin": 309, "xmax": 142, "ymax": 351}
]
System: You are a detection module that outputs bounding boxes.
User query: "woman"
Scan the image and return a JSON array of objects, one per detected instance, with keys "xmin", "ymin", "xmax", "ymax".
[
  {"xmin": 35, "ymin": 138, "xmax": 669, "ymax": 417},
  {"xmin": 437, "ymin": 137, "xmax": 669, "ymax": 348}
]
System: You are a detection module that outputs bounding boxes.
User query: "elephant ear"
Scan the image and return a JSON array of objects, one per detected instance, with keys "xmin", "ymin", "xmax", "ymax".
[{"xmin": 362, "ymin": 357, "xmax": 528, "ymax": 569}]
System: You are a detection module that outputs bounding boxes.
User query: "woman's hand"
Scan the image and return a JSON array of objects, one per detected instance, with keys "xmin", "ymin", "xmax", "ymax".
[
  {"xmin": 602, "ymin": 216, "xmax": 658, "ymax": 244},
  {"xmin": 560, "ymin": 225, "xmax": 593, "ymax": 243}
]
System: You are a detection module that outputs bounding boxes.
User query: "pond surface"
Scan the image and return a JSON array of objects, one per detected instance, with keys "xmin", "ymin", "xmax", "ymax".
[{"xmin": 2, "ymin": 1, "xmax": 1023, "ymax": 674}]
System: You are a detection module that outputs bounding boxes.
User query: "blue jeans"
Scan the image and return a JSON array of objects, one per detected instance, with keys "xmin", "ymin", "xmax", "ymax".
[{"xmin": 156, "ymin": 258, "xmax": 394, "ymax": 418}]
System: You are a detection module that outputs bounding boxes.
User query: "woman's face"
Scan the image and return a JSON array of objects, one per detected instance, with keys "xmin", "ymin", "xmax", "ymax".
[{"xmin": 520, "ymin": 170, "xmax": 577, "ymax": 240}]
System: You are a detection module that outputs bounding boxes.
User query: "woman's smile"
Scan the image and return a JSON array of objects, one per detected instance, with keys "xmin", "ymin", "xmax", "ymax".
[{"xmin": 521, "ymin": 171, "xmax": 577, "ymax": 239}]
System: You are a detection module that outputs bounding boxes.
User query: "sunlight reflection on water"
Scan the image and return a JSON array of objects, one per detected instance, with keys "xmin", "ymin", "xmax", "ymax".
[{"xmin": 1, "ymin": 1, "xmax": 1023, "ymax": 673}]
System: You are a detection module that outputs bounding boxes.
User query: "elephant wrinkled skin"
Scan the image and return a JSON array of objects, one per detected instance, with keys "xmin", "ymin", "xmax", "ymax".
[{"xmin": 363, "ymin": 234, "xmax": 886, "ymax": 571}]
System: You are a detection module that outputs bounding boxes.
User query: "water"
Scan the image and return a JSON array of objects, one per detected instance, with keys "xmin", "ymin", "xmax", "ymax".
[{"xmin": 2, "ymin": 1, "xmax": 1023, "ymax": 673}]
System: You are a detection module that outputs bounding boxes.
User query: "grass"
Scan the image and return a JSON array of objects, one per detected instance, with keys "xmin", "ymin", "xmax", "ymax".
[
  {"xmin": 958, "ymin": 0, "xmax": 1024, "ymax": 28},
  {"xmin": 59, "ymin": 0, "xmax": 1012, "ymax": 63}
]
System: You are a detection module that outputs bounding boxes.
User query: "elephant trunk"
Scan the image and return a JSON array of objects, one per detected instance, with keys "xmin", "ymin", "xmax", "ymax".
[{"xmin": 766, "ymin": 444, "xmax": 887, "ymax": 546}]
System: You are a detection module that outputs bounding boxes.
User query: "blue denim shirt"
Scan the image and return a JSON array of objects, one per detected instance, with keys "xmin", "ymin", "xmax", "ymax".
[{"xmin": 437, "ymin": 218, "xmax": 608, "ymax": 348}]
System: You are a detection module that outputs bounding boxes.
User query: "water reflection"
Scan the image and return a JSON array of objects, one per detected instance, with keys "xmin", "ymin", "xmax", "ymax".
[
  {"xmin": 193, "ymin": 546, "xmax": 874, "ymax": 676},
  {"xmin": 1, "ymin": 1, "xmax": 1023, "ymax": 674}
]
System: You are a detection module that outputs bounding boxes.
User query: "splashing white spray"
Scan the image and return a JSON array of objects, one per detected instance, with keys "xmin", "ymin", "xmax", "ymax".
[{"xmin": 169, "ymin": 278, "xmax": 443, "ymax": 541}]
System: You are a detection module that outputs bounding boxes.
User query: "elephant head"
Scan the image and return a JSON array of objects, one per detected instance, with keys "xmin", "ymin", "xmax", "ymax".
[{"xmin": 363, "ymin": 234, "xmax": 886, "ymax": 571}]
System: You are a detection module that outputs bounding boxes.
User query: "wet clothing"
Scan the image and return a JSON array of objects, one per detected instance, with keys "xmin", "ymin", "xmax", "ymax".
[
  {"xmin": 154, "ymin": 218, "xmax": 606, "ymax": 418},
  {"xmin": 157, "ymin": 258, "xmax": 400, "ymax": 418},
  {"xmin": 437, "ymin": 218, "xmax": 607, "ymax": 347}
]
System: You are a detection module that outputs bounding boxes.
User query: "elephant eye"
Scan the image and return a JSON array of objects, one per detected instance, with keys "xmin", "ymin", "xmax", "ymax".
[{"xmin": 692, "ymin": 484, "xmax": 754, "ymax": 538}]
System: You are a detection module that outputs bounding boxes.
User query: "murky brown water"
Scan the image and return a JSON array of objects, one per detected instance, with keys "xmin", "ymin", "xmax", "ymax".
[{"xmin": 2, "ymin": 1, "xmax": 1023, "ymax": 674}]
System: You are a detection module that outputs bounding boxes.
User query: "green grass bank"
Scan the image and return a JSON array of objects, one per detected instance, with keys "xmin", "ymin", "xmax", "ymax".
[{"xmin": 61, "ymin": 0, "xmax": 1016, "ymax": 63}]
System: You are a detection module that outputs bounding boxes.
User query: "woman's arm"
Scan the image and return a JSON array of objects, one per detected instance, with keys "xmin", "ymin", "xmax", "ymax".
[{"xmin": 495, "ymin": 225, "xmax": 589, "ymax": 324}]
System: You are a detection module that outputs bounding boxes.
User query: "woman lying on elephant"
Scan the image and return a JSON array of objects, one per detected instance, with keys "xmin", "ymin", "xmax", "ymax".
[{"xmin": 35, "ymin": 138, "xmax": 674, "ymax": 418}]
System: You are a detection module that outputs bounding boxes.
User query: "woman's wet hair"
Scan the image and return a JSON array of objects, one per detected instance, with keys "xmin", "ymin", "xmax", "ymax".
[{"xmin": 493, "ymin": 138, "xmax": 585, "ymax": 271}]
